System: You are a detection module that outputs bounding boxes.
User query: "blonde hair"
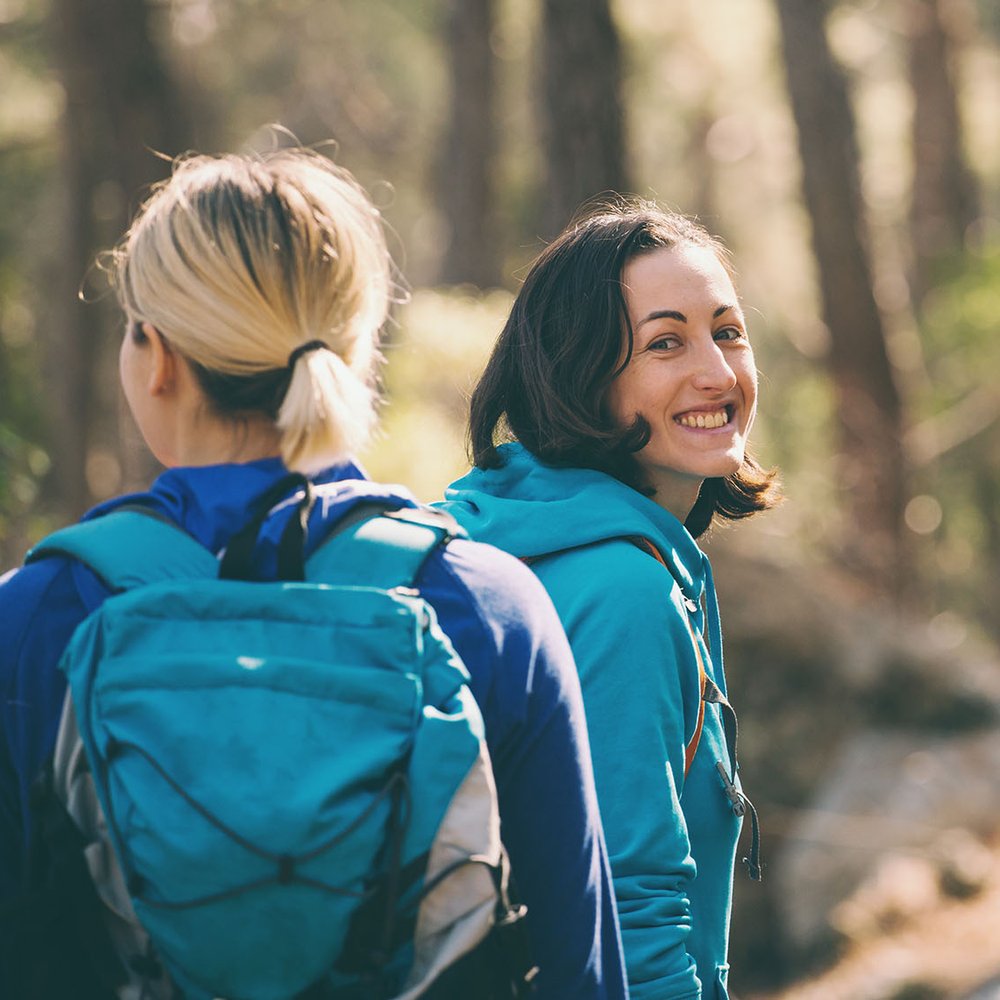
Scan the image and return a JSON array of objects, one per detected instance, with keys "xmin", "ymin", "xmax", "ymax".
[{"xmin": 110, "ymin": 148, "xmax": 393, "ymax": 472}]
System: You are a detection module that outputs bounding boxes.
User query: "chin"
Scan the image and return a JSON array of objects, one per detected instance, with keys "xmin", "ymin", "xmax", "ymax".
[{"xmin": 695, "ymin": 451, "xmax": 746, "ymax": 481}]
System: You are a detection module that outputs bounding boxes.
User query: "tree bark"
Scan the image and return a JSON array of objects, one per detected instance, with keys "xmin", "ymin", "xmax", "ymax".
[
  {"xmin": 906, "ymin": 0, "xmax": 979, "ymax": 303},
  {"xmin": 437, "ymin": 0, "xmax": 500, "ymax": 287},
  {"xmin": 48, "ymin": 0, "xmax": 191, "ymax": 517},
  {"xmin": 773, "ymin": 0, "xmax": 910, "ymax": 601},
  {"xmin": 538, "ymin": 0, "xmax": 630, "ymax": 238}
]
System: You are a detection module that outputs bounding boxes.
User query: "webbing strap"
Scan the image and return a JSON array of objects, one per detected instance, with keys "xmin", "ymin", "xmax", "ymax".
[
  {"xmin": 306, "ymin": 505, "xmax": 461, "ymax": 590},
  {"xmin": 683, "ymin": 618, "xmax": 708, "ymax": 778},
  {"xmin": 26, "ymin": 510, "xmax": 217, "ymax": 592},
  {"xmin": 702, "ymin": 678, "xmax": 763, "ymax": 881}
]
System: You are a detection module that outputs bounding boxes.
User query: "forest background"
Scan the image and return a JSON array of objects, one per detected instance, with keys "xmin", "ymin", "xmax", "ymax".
[{"xmin": 1, "ymin": 0, "xmax": 999, "ymax": 997}]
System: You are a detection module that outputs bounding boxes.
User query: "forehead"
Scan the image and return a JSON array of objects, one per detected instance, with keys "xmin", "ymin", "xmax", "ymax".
[{"xmin": 622, "ymin": 244, "xmax": 736, "ymax": 315}]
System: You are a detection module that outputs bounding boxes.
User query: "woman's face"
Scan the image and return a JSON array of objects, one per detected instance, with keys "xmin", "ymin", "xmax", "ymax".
[{"xmin": 606, "ymin": 243, "xmax": 758, "ymax": 518}]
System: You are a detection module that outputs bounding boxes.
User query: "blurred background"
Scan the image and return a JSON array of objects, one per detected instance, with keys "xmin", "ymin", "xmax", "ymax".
[{"xmin": 1, "ymin": 0, "xmax": 998, "ymax": 996}]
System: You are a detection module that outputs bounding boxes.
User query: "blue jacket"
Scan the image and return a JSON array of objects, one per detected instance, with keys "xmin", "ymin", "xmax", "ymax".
[
  {"xmin": 441, "ymin": 443, "xmax": 744, "ymax": 1000},
  {"xmin": 0, "ymin": 457, "xmax": 627, "ymax": 1000}
]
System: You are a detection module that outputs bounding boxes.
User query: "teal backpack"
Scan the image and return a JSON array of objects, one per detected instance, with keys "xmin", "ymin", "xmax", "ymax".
[{"xmin": 21, "ymin": 476, "xmax": 533, "ymax": 1000}]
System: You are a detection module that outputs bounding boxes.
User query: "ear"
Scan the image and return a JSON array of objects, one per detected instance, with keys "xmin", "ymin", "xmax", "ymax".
[{"xmin": 141, "ymin": 323, "xmax": 178, "ymax": 396}]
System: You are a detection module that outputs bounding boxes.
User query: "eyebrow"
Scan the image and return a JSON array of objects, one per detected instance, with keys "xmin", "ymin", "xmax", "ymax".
[{"xmin": 636, "ymin": 304, "xmax": 737, "ymax": 328}]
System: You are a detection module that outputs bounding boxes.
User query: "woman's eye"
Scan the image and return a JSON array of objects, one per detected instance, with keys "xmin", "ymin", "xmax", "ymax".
[
  {"xmin": 648, "ymin": 335, "xmax": 680, "ymax": 351},
  {"xmin": 715, "ymin": 326, "xmax": 745, "ymax": 342}
]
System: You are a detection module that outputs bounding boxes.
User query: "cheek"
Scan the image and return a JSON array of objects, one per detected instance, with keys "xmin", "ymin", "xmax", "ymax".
[
  {"xmin": 740, "ymin": 357, "xmax": 759, "ymax": 429},
  {"xmin": 605, "ymin": 367, "xmax": 647, "ymax": 428},
  {"xmin": 738, "ymin": 349, "xmax": 758, "ymax": 397},
  {"xmin": 118, "ymin": 340, "xmax": 133, "ymax": 401},
  {"xmin": 118, "ymin": 335, "xmax": 153, "ymax": 436}
]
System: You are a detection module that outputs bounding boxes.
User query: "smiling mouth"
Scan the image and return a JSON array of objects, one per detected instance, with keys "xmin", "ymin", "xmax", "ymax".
[{"xmin": 675, "ymin": 407, "xmax": 732, "ymax": 429}]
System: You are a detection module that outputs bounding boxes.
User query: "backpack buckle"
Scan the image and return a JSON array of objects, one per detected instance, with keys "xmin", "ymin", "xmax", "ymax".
[{"xmin": 716, "ymin": 762, "xmax": 747, "ymax": 817}]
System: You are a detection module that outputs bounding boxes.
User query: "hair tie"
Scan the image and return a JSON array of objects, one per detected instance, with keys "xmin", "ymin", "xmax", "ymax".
[{"xmin": 287, "ymin": 339, "xmax": 330, "ymax": 369}]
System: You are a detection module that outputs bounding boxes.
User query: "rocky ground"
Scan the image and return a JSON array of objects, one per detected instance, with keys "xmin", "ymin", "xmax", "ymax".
[{"xmin": 743, "ymin": 838, "xmax": 1000, "ymax": 1000}]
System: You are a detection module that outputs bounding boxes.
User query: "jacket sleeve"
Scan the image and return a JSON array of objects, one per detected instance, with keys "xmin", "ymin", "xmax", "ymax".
[
  {"xmin": 0, "ymin": 558, "xmax": 105, "ymax": 900},
  {"xmin": 534, "ymin": 542, "xmax": 704, "ymax": 1000},
  {"xmin": 419, "ymin": 539, "xmax": 629, "ymax": 1000}
]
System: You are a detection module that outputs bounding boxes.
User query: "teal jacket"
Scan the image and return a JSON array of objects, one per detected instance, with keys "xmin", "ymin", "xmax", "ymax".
[{"xmin": 441, "ymin": 443, "xmax": 744, "ymax": 1000}]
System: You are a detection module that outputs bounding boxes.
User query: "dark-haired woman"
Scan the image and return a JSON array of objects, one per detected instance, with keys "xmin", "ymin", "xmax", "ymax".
[{"xmin": 440, "ymin": 201, "xmax": 782, "ymax": 1000}]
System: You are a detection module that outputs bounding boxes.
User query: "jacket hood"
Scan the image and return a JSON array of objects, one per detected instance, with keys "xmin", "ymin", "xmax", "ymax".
[{"xmin": 442, "ymin": 442, "xmax": 709, "ymax": 606}]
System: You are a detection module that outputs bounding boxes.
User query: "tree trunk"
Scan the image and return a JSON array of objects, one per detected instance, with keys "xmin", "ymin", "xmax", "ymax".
[
  {"xmin": 437, "ymin": 0, "xmax": 500, "ymax": 287},
  {"xmin": 906, "ymin": 0, "xmax": 979, "ymax": 303},
  {"xmin": 773, "ymin": 0, "xmax": 911, "ymax": 601},
  {"xmin": 48, "ymin": 0, "xmax": 191, "ymax": 517},
  {"xmin": 538, "ymin": 0, "xmax": 630, "ymax": 238}
]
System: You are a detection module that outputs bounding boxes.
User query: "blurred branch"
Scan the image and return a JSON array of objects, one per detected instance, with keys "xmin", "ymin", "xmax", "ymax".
[
  {"xmin": 0, "ymin": 17, "xmax": 45, "ymax": 44},
  {"xmin": 0, "ymin": 134, "xmax": 54, "ymax": 158},
  {"xmin": 905, "ymin": 386, "xmax": 1000, "ymax": 464}
]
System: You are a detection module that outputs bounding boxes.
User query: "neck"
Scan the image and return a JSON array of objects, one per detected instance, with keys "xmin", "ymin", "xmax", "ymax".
[
  {"xmin": 645, "ymin": 471, "xmax": 703, "ymax": 524},
  {"xmin": 173, "ymin": 409, "xmax": 283, "ymax": 467}
]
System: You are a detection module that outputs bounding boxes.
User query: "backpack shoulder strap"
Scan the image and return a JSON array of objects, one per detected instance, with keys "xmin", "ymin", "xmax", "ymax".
[
  {"xmin": 26, "ymin": 509, "xmax": 218, "ymax": 592},
  {"xmin": 682, "ymin": 618, "xmax": 709, "ymax": 777},
  {"xmin": 307, "ymin": 503, "xmax": 465, "ymax": 589}
]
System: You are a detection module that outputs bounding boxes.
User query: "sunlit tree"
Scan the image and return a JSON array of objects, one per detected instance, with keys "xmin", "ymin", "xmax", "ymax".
[
  {"xmin": 774, "ymin": 0, "xmax": 911, "ymax": 602},
  {"xmin": 538, "ymin": 0, "xmax": 630, "ymax": 236}
]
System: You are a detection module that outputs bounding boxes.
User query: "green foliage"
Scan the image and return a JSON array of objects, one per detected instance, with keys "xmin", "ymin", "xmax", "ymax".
[
  {"xmin": 0, "ymin": 0, "xmax": 61, "ymax": 562},
  {"xmin": 0, "ymin": 423, "xmax": 50, "ymax": 564},
  {"xmin": 362, "ymin": 287, "xmax": 512, "ymax": 503},
  {"xmin": 907, "ymin": 246, "xmax": 1000, "ymax": 632},
  {"xmin": 921, "ymin": 247, "xmax": 1000, "ymax": 404}
]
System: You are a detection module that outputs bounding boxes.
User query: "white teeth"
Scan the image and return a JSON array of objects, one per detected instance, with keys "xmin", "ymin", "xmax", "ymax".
[{"xmin": 677, "ymin": 409, "xmax": 729, "ymax": 429}]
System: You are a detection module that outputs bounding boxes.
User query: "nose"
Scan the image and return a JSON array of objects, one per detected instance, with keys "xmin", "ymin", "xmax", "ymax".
[{"xmin": 691, "ymin": 339, "xmax": 738, "ymax": 393}]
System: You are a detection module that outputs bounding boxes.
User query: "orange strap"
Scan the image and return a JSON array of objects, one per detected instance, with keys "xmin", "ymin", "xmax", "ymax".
[
  {"xmin": 630, "ymin": 537, "xmax": 708, "ymax": 778},
  {"xmin": 682, "ymin": 617, "xmax": 708, "ymax": 777}
]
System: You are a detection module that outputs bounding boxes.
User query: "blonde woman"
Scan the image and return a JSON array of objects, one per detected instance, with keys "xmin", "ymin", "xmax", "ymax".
[{"xmin": 0, "ymin": 149, "xmax": 626, "ymax": 999}]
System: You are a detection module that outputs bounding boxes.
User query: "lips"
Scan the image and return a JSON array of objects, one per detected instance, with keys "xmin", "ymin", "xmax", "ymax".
[{"xmin": 675, "ymin": 406, "xmax": 732, "ymax": 429}]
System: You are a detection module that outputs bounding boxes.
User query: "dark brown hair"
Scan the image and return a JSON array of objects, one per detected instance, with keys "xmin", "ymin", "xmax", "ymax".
[{"xmin": 468, "ymin": 197, "xmax": 781, "ymax": 537}]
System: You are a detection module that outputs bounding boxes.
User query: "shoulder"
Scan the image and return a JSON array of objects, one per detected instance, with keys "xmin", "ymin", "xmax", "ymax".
[
  {"xmin": 436, "ymin": 536, "xmax": 566, "ymax": 640},
  {"xmin": 0, "ymin": 552, "xmax": 109, "ymax": 691},
  {"xmin": 532, "ymin": 537, "xmax": 683, "ymax": 617},
  {"xmin": 422, "ymin": 535, "xmax": 573, "ymax": 673},
  {"xmin": 0, "ymin": 559, "xmax": 74, "ymax": 663},
  {"xmin": 526, "ymin": 539, "xmax": 697, "ymax": 702},
  {"xmin": 0, "ymin": 558, "xmax": 95, "ymax": 787},
  {"xmin": 417, "ymin": 537, "xmax": 579, "ymax": 738}
]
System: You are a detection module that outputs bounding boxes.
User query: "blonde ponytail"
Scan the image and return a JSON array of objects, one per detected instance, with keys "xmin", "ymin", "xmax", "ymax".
[
  {"xmin": 278, "ymin": 346, "xmax": 376, "ymax": 473},
  {"xmin": 109, "ymin": 146, "xmax": 397, "ymax": 471}
]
